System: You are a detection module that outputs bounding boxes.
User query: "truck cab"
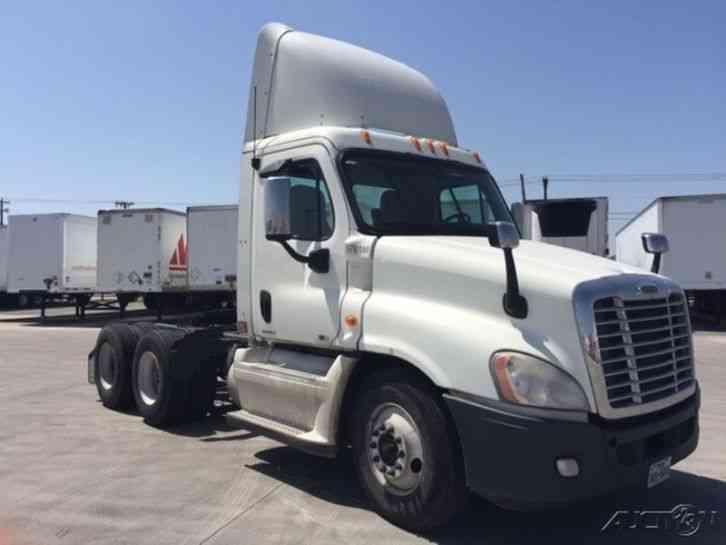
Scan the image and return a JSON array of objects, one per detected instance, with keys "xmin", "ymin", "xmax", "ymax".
[
  {"xmin": 227, "ymin": 23, "xmax": 699, "ymax": 528},
  {"xmin": 89, "ymin": 23, "xmax": 700, "ymax": 532}
]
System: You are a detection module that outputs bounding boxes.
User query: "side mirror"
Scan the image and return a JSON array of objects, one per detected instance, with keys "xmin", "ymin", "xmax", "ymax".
[
  {"xmin": 264, "ymin": 177, "xmax": 292, "ymax": 241},
  {"xmin": 488, "ymin": 222, "xmax": 527, "ymax": 319},
  {"xmin": 262, "ymin": 176, "xmax": 330, "ymax": 274},
  {"xmin": 641, "ymin": 233, "xmax": 669, "ymax": 255},
  {"xmin": 488, "ymin": 221, "xmax": 520, "ymax": 249},
  {"xmin": 641, "ymin": 233, "xmax": 669, "ymax": 274}
]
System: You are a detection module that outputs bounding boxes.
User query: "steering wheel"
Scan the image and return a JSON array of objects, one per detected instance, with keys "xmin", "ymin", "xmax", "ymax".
[{"xmin": 444, "ymin": 212, "xmax": 472, "ymax": 224}]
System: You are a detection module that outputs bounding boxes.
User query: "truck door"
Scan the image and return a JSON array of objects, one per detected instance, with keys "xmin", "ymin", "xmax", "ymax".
[{"xmin": 251, "ymin": 145, "xmax": 348, "ymax": 347}]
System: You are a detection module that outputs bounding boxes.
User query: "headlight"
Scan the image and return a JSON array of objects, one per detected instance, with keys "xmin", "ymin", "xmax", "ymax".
[{"xmin": 490, "ymin": 351, "xmax": 589, "ymax": 411}]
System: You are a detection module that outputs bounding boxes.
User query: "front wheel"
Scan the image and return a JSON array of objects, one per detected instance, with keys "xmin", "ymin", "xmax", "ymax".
[{"xmin": 350, "ymin": 371, "xmax": 467, "ymax": 531}]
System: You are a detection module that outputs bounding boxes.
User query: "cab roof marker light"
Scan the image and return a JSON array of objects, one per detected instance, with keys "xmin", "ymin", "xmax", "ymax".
[
  {"xmin": 427, "ymin": 139, "xmax": 436, "ymax": 154},
  {"xmin": 409, "ymin": 136, "xmax": 422, "ymax": 152},
  {"xmin": 361, "ymin": 130, "xmax": 373, "ymax": 145},
  {"xmin": 473, "ymin": 152, "xmax": 482, "ymax": 163},
  {"xmin": 439, "ymin": 142, "xmax": 449, "ymax": 156}
]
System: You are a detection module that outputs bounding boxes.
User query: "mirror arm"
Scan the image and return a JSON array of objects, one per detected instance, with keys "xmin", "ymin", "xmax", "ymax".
[
  {"xmin": 275, "ymin": 240, "xmax": 330, "ymax": 274},
  {"xmin": 651, "ymin": 253, "xmax": 662, "ymax": 274},
  {"xmin": 502, "ymin": 248, "xmax": 528, "ymax": 319}
]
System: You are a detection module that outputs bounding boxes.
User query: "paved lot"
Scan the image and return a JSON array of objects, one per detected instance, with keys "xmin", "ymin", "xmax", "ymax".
[{"xmin": 0, "ymin": 308, "xmax": 724, "ymax": 545}]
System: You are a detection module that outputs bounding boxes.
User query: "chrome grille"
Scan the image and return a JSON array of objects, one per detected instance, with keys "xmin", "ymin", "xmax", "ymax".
[{"xmin": 593, "ymin": 293, "xmax": 694, "ymax": 409}]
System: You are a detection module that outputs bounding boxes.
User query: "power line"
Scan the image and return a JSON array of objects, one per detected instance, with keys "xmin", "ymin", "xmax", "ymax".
[
  {"xmin": 500, "ymin": 172, "xmax": 726, "ymax": 187},
  {"xmin": 6, "ymin": 197, "xmax": 197, "ymax": 206}
]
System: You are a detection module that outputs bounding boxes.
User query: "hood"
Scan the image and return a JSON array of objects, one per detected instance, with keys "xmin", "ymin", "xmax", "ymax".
[{"xmin": 373, "ymin": 236, "xmax": 646, "ymax": 297}]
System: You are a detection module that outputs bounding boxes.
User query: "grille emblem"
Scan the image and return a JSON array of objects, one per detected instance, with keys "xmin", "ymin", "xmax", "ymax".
[{"xmin": 637, "ymin": 284, "xmax": 658, "ymax": 295}]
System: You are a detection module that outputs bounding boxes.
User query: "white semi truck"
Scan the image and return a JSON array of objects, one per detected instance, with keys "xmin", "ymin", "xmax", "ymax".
[{"xmin": 88, "ymin": 23, "xmax": 700, "ymax": 530}]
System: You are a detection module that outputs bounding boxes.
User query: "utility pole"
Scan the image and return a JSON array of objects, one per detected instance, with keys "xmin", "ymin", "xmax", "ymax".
[
  {"xmin": 0, "ymin": 198, "xmax": 9, "ymax": 226},
  {"xmin": 114, "ymin": 200, "xmax": 134, "ymax": 210},
  {"xmin": 542, "ymin": 176, "xmax": 549, "ymax": 200}
]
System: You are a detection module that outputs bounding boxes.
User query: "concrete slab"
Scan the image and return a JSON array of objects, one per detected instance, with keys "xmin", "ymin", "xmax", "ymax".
[{"xmin": 0, "ymin": 311, "xmax": 724, "ymax": 544}]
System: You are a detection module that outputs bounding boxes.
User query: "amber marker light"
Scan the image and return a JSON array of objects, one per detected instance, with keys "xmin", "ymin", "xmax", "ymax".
[
  {"xmin": 439, "ymin": 142, "xmax": 449, "ymax": 156},
  {"xmin": 473, "ymin": 152, "xmax": 482, "ymax": 163},
  {"xmin": 410, "ymin": 136, "xmax": 422, "ymax": 152},
  {"xmin": 427, "ymin": 139, "xmax": 436, "ymax": 154},
  {"xmin": 493, "ymin": 353, "xmax": 519, "ymax": 403},
  {"xmin": 361, "ymin": 130, "xmax": 373, "ymax": 145},
  {"xmin": 344, "ymin": 314, "xmax": 359, "ymax": 328}
]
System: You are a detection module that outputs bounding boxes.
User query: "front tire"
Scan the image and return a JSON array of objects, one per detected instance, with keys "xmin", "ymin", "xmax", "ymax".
[{"xmin": 351, "ymin": 370, "xmax": 467, "ymax": 531}]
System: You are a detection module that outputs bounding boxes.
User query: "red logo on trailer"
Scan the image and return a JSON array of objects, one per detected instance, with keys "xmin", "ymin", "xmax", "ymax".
[{"xmin": 169, "ymin": 235, "xmax": 188, "ymax": 271}]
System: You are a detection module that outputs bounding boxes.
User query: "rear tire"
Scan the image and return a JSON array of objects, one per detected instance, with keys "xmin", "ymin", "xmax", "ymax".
[
  {"xmin": 350, "ymin": 370, "xmax": 467, "ymax": 531},
  {"xmin": 94, "ymin": 323, "xmax": 141, "ymax": 410},
  {"xmin": 131, "ymin": 328, "xmax": 216, "ymax": 426}
]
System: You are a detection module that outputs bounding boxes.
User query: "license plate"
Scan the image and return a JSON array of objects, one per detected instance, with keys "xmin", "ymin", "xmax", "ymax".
[
  {"xmin": 647, "ymin": 457, "xmax": 672, "ymax": 488},
  {"xmin": 87, "ymin": 352, "xmax": 96, "ymax": 384}
]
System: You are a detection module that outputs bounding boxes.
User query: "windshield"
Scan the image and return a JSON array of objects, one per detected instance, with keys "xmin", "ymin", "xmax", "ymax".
[{"xmin": 340, "ymin": 151, "xmax": 513, "ymax": 236}]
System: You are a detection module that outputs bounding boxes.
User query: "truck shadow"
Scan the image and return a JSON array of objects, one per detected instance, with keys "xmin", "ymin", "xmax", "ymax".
[{"xmin": 246, "ymin": 445, "xmax": 724, "ymax": 544}]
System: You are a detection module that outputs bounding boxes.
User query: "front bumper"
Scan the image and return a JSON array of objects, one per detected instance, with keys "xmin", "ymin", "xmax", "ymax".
[{"xmin": 444, "ymin": 385, "xmax": 699, "ymax": 505}]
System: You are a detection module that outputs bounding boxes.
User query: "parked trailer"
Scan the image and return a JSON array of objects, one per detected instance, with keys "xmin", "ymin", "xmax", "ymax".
[
  {"xmin": 7, "ymin": 214, "xmax": 97, "ymax": 311},
  {"xmin": 511, "ymin": 197, "xmax": 609, "ymax": 256},
  {"xmin": 616, "ymin": 193, "xmax": 726, "ymax": 323},
  {"xmin": 186, "ymin": 205, "xmax": 238, "ymax": 305},
  {"xmin": 0, "ymin": 224, "xmax": 11, "ymax": 306},
  {"xmin": 97, "ymin": 208, "xmax": 188, "ymax": 315},
  {"xmin": 88, "ymin": 23, "xmax": 699, "ymax": 531}
]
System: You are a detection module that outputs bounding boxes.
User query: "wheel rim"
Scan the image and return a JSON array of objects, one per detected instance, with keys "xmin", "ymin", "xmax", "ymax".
[
  {"xmin": 137, "ymin": 351, "xmax": 162, "ymax": 406},
  {"xmin": 366, "ymin": 402, "xmax": 425, "ymax": 496},
  {"xmin": 97, "ymin": 342, "xmax": 116, "ymax": 391}
]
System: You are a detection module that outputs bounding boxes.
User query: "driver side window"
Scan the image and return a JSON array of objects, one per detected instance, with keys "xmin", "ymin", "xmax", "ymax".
[{"xmin": 287, "ymin": 162, "xmax": 335, "ymax": 241}]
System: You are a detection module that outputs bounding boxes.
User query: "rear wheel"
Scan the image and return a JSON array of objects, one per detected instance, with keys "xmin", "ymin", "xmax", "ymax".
[
  {"xmin": 94, "ymin": 323, "xmax": 140, "ymax": 410},
  {"xmin": 131, "ymin": 328, "xmax": 216, "ymax": 426},
  {"xmin": 351, "ymin": 370, "xmax": 467, "ymax": 531}
]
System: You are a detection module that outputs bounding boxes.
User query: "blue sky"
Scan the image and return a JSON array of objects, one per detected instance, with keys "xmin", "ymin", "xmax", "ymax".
[{"xmin": 1, "ymin": 1, "xmax": 724, "ymax": 236}]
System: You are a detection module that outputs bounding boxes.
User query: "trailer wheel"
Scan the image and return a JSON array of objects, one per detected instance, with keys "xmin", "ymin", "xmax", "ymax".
[
  {"xmin": 351, "ymin": 370, "xmax": 467, "ymax": 531},
  {"xmin": 93, "ymin": 323, "xmax": 140, "ymax": 410}
]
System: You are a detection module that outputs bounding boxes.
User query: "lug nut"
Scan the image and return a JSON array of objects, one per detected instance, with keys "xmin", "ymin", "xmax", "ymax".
[
  {"xmin": 372, "ymin": 456, "xmax": 380, "ymax": 463},
  {"xmin": 369, "ymin": 442, "xmax": 376, "ymax": 449},
  {"xmin": 395, "ymin": 437, "xmax": 402, "ymax": 444},
  {"xmin": 372, "ymin": 430, "xmax": 379, "ymax": 437},
  {"xmin": 395, "ymin": 464, "xmax": 403, "ymax": 471},
  {"xmin": 387, "ymin": 469, "xmax": 395, "ymax": 476},
  {"xmin": 398, "ymin": 451, "xmax": 405, "ymax": 459}
]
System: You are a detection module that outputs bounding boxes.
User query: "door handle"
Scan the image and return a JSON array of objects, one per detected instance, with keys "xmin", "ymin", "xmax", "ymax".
[{"xmin": 260, "ymin": 290, "xmax": 272, "ymax": 323}]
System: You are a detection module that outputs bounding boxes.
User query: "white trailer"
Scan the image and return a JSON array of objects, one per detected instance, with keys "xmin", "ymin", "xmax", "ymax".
[
  {"xmin": 97, "ymin": 208, "xmax": 187, "ymax": 311},
  {"xmin": 187, "ymin": 205, "xmax": 238, "ymax": 292},
  {"xmin": 7, "ymin": 214, "xmax": 97, "ymax": 300},
  {"xmin": 616, "ymin": 193, "xmax": 726, "ymax": 321},
  {"xmin": 0, "ymin": 225, "xmax": 9, "ymax": 305},
  {"xmin": 511, "ymin": 197, "xmax": 609, "ymax": 256}
]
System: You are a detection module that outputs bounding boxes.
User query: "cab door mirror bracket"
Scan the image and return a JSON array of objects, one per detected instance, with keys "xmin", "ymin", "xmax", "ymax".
[
  {"xmin": 641, "ymin": 233, "xmax": 669, "ymax": 274},
  {"xmin": 489, "ymin": 221, "xmax": 528, "ymax": 319}
]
